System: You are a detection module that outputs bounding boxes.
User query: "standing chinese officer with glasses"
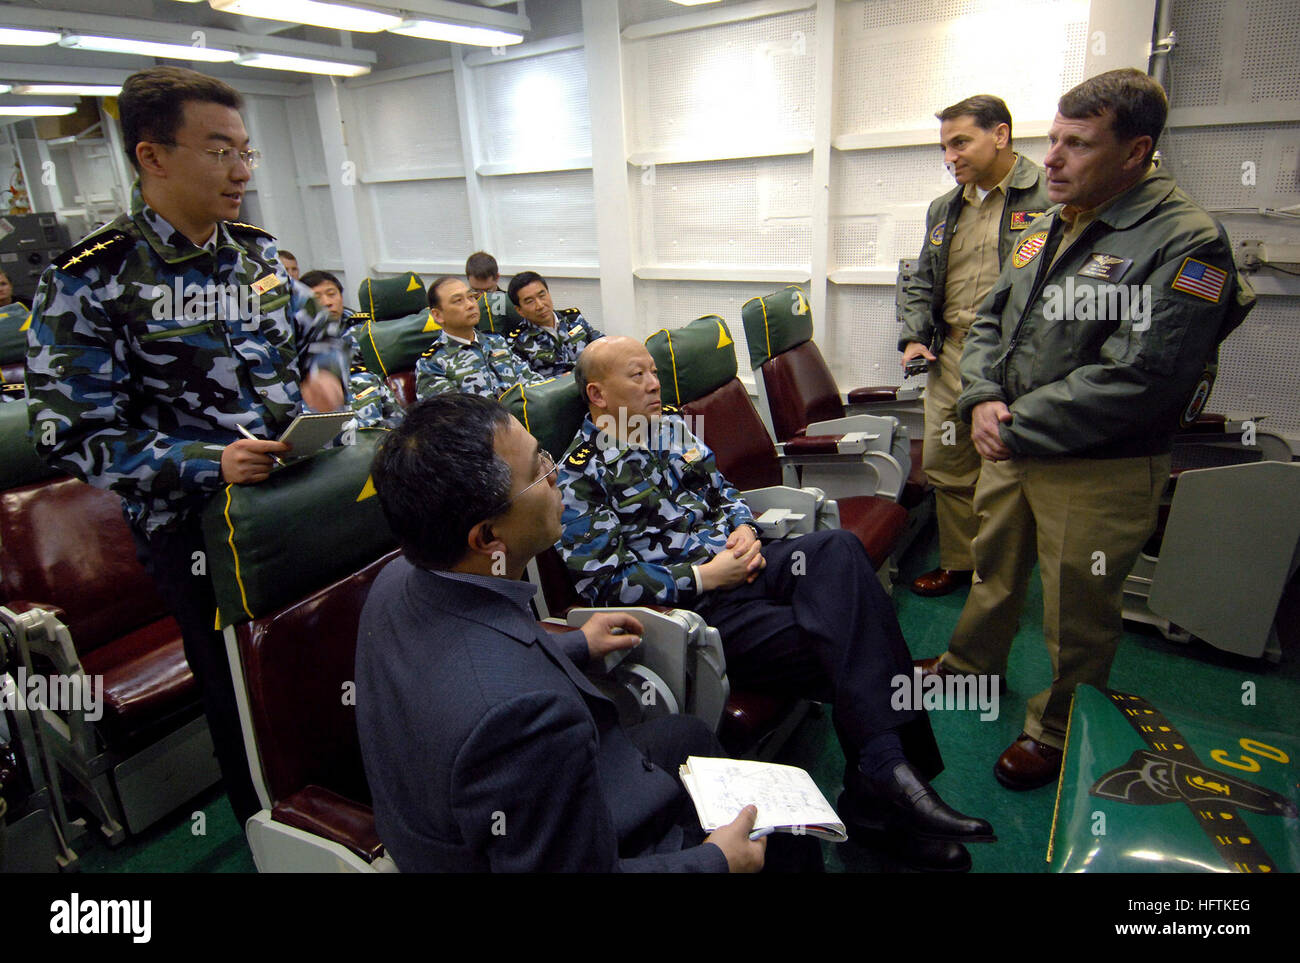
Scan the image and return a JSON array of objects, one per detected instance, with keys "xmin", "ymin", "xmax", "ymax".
[{"xmin": 26, "ymin": 66, "xmax": 347, "ymax": 828}]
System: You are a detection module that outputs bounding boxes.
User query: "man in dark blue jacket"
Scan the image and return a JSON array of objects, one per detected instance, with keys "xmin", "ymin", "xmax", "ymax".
[{"xmin": 355, "ymin": 394, "xmax": 769, "ymax": 871}]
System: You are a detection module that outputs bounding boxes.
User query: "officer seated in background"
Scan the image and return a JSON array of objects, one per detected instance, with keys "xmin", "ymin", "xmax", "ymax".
[
  {"xmin": 356, "ymin": 394, "xmax": 785, "ymax": 872},
  {"xmin": 342, "ymin": 328, "xmax": 403, "ymax": 430},
  {"xmin": 465, "ymin": 250, "xmax": 502, "ymax": 295},
  {"xmin": 505, "ymin": 270, "xmax": 604, "ymax": 379},
  {"xmin": 556, "ymin": 336, "xmax": 995, "ymax": 872},
  {"xmin": 301, "ymin": 269, "xmax": 358, "ymax": 332},
  {"xmin": 415, "ymin": 276, "xmax": 543, "ymax": 400}
]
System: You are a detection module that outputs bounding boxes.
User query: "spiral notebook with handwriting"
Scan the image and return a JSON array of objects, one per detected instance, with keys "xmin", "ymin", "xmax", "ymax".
[{"xmin": 679, "ymin": 756, "xmax": 847, "ymax": 843}]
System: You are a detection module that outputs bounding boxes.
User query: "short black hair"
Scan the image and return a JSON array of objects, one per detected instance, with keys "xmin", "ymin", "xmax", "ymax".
[
  {"xmin": 936, "ymin": 94, "xmax": 1013, "ymax": 143},
  {"xmin": 465, "ymin": 251, "xmax": 498, "ymax": 279},
  {"xmin": 301, "ymin": 270, "xmax": 342, "ymax": 294},
  {"xmin": 1058, "ymin": 68, "xmax": 1167, "ymax": 165},
  {"xmin": 370, "ymin": 395, "xmax": 513, "ymax": 570},
  {"xmin": 427, "ymin": 276, "xmax": 463, "ymax": 310},
  {"xmin": 508, "ymin": 271, "xmax": 548, "ymax": 306},
  {"xmin": 279, "ymin": 249, "xmax": 298, "ymax": 263},
  {"xmin": 119, "ymin": 66, "xmax": 244, "ymax": 172}
]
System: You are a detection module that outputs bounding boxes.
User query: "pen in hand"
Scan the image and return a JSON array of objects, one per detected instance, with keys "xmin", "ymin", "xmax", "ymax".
[{"xmin": 235, "ymin": 423, "xmax": 286, "ymax": 468}]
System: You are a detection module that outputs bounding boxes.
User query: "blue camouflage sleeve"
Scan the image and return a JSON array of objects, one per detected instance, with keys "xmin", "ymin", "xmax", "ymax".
[
  {"xmin": 557, "ymin": 460, "xmax": 699, "ymax": 607},
  {"xmin": 284, "ymin": 268, "xmax": 346, "ymax": 386},
  {"xmin": 25, "ymin": 266, "xmax": 227, "ymax": 500}
]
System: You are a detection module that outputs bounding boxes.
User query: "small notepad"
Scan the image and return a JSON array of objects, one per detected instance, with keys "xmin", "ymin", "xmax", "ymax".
[{"xmin": 679, "ymin": 756, "xmax": 847, "ymax": 843}]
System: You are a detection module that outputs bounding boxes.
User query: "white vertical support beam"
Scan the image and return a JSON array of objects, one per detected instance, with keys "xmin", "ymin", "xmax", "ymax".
[
  {"xmin": 312, "ymin": 76, "xmax": 368, "ymax": 287},
  {"xmin": 452, "ymin": 46, "xmax": 493, "ymax": 258},
  {"xmin": 29, "ymin": 136, "xmax": 64, "ymax": 213},
  {"xmin": 8, "ymin": 124, "xmax": 53, "ymax": 214},
  {"xmin": 241, "ymin": 96, "xmax": 289, "ymax": 247},
  {"xmin": 582, "ymin": 0, "xmax": 636, "ymax": 336},
  {"xmin": 97, "ymin": 102, "xmax": 134, "ymax": 212},
  {"xmin": 808, "ymin": 0, "xmax": 836, "ymax": 344}
]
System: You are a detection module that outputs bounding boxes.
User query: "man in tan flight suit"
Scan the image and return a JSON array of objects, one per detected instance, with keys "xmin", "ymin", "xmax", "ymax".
[{"xmin": 899, "ymin": 95, "xmax": 1050, "ymax": 597}]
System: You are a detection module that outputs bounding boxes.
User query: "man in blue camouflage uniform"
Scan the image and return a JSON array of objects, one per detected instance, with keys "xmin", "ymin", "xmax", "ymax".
[
  {"xmin": 556, "ymin": 337, "xmax": 995, "ymax": 871},
  {"xmin": 415, "ymin": 276, "xmax": 543, "ymax": 400},
  {"xmin": 25, "ymin": 67, "xmax": 347, "ymax": 826},
  {"xmin": 505, "ymin": 271, "xmax": 603, "ymax": 379},
  {"xmin": 343, "ymin": 330, "xmax": 403, "ymax": 429}
]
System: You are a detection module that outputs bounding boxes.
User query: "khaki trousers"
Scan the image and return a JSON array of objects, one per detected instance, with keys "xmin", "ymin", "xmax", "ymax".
[
  {"xmin": 943, "ymin": 453, "xmax": 1169, "ymax": 747},
  {"xmin": 922, "ymin": 336, "xmax": 982, "ymax": 570}
]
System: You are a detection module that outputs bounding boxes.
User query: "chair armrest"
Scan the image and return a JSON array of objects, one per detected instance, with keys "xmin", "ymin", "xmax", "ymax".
[
  {"xmin": 781, "ymin": 432, "xmax": 878, "ymax": 456},
  {"xmin": 564, "ymin": 606, "xmax": 728, "ymax": 731},
  {"xmin": 740, "ymin": 485, "xmax": 824, "ymax": 537},
  {"xmin": 846, "ymin": 386, "xmax": 900, "ymax": 404}
]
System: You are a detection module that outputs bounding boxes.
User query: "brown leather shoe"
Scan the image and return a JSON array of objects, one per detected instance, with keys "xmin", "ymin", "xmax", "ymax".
[
  {"xmin": 910, "ymin": 568, "xmax": 973, "ymax": 597},
  {"xmin": 994, "ymin": 733, "xmax": 1064, "ymax": 791},
  {"xmin": 912, "ymin": 655, "xmax": 1007, "ymax": 695}
]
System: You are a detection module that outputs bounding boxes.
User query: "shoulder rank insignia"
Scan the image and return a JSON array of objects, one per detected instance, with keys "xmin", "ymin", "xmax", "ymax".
[
  {"xmin": 420, "ymin": 343, "xmax": 439, "ymax": 358},
  {"xmin": 567, "ymin": 442, "xmax": 594, "ymax": 468},
  {"xmin": 227, "ymin": 221, "xmax": 276, "ymax": 241},
  {"xmin": 2, "ymin": 381, "xmax": 24, "ymax": 397},
  {"xmin": 557, "ymin": 307, "xmax": 581, "ymax": 319},
  {"xmin": 57, "ymin": 230, "xmax": 132, "ymax": 273},
  {"xmin": 661, "ymin": 403, "xmax": 680, "ymax": 416},
  {"xmin": 506, "ymin": 321, "xmax": 529, "ymax": 340}
]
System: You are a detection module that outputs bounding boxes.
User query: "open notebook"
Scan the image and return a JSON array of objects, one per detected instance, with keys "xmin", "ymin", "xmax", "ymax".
[{"xmin": 679, "ymin": 756, "xmax": 847, "ymax": 843}]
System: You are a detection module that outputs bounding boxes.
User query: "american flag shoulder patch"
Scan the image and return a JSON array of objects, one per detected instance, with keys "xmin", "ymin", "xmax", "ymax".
[{"xmin": 1171, "ymin": 257, "xmax": 1227, "ymax": 303}]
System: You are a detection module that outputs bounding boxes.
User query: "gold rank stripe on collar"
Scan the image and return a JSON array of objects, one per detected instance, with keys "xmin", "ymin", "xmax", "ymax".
[
  {"xmin": 226, "ymin": 220, "xmax": 276, "ymax": 241},
  {"xmin": 57, "ymin": 230, "xmax": 133, "ymax": 272}
]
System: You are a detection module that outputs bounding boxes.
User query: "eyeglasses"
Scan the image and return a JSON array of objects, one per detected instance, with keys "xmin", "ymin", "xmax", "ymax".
[
  {"xmin": 489, "ymin": 448, "xmax": 556, "ymax": 516},
  {"xmin": 168, "ymin": 143, "xmax": 262, "ymax": 170}
]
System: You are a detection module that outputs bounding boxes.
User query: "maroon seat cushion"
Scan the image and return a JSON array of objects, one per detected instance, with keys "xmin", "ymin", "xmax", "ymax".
[
  {"xmin": 78, "ymin": 616, "xmax": 195, "ymax": 741},
  {"xmin": 238, "ymin": 551, "xmax": 400, "ymax": 807},
  {"xmin": 718, "ymin": 690, "xmax": 800, "ymax": 756},
  {"xmin": 682, "ymin": 379, "xmax": 781, "ymax": 491},
  {"xmin": 759, "ymin": 341, "xmax": 845, "ymax": 442},
  {"xmin": 272, "ymin": 785, "xmax": 384, "ymax": 862},
  {"xmin": 837, "ymin": 495, "xmax": 908, "ymax": 567},
  {"xmin": 901, "ymin": 437, "xmax": 929, "ymax": 509},
  {"xmin": 0, "ymin": 477, "xmax": 169, "ymax": 655},
  {"xmin": 387, "ymin": 370, "xmax": 416, "ymax": 408}
]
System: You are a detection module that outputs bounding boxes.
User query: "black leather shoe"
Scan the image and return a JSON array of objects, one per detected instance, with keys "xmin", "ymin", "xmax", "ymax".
[
  {"xmin": 910, "ymin": 568, "xmax": 973, "ymax": 596},
  {"xmin": 868, "ymin": 762, "xmax": 997, "ymax": 842},
  {"xmin": 837, "ymin": 792, "xmax": 972, "ymax": 873}
]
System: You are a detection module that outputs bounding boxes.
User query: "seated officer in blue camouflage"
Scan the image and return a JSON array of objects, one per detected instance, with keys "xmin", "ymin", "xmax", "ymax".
[
  {"xmin": 505, "ymin": 271, "xmax": 603, "ymax": 379},
  {"xmin": 415, "ymin": 276, "xmax": 543, "ymax": 400},
  {"xmin": 24, "ymin": 66, "xmax": 347, "ymax": 826},
  {"xmin": 556, "ymin": 337, "xmax": 995, "ymax": 872},
  {"xmin": 302, "ymin": 268, "xmax": 362, "ymax": 335},
  {"xmin": 342, "ymin": 330, "xmax": 403, "ymax": 429}
]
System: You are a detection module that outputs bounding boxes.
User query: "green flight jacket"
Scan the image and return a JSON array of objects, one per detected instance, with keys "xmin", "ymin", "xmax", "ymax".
[
  {"xmin": 957, "ymin": 165, "xmax": 1256, "ymax": 459},
  {"xmin": 898, "ymin": 153, "xmax": 1052, "ymax": 352}
]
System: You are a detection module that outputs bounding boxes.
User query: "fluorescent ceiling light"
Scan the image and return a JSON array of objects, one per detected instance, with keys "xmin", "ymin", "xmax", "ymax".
[
  {"xmin": 13, "ymin": 84, "xmax": 123, "ymax": 97},
  {"xmin": 0, "ymin": 28, "xmax": 61, "ymax": 46},
  {"xmin": 667, "ymin": 1, "xmax": 723, "ymax": 5},
  {"xmin": 209, "ymin": 0, "xmax": 403, "ymax": 33},
  {"xmin": 235, "ymin": 52, "xmax": 370, "ymax": 77},
  {"xmin": 0, "ymin": 85, "xmax": 10, "ymax": 95},
  {"xmin": 0, "ymin": 105, "xmax": 78, "ymax": 116},
  {"xmin": 390, "ymin": 20, "xmax": 524, "ymax": 46},
  {"xmin": 60, "ymin": 34, "xmax": 240, "ymax": 62}
]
